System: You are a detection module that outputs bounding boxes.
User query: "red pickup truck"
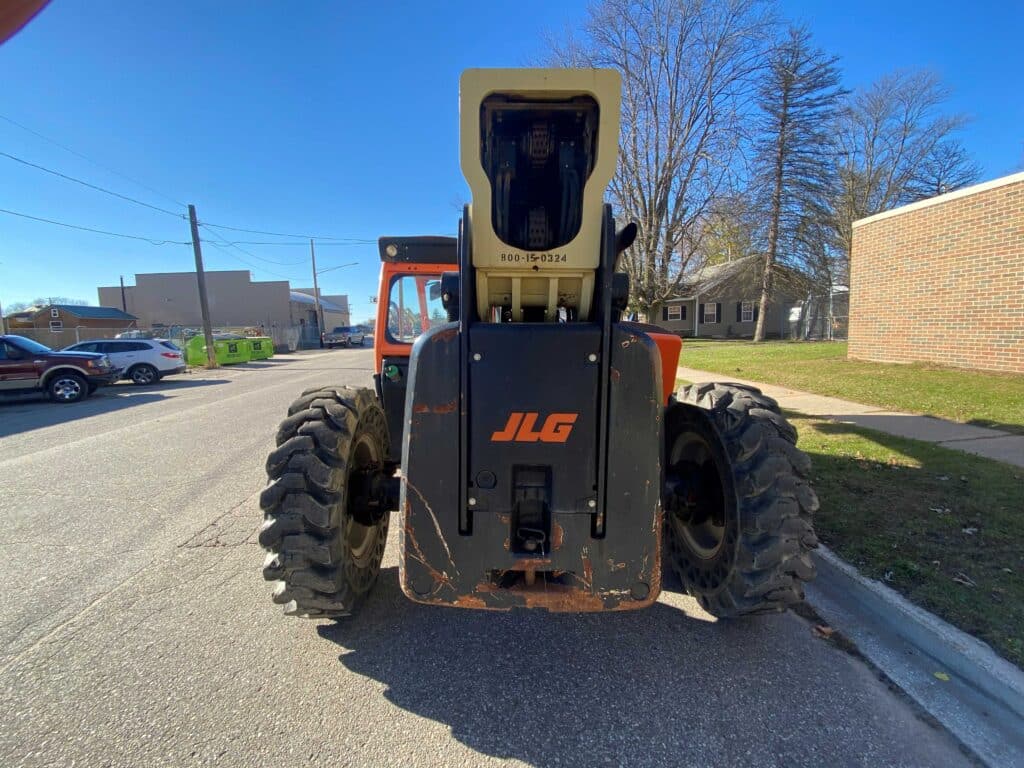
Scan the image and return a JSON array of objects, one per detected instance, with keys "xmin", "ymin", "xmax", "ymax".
[{"xmin": 0, "ymin": 334, "xmax": 121, "ymax": 403}]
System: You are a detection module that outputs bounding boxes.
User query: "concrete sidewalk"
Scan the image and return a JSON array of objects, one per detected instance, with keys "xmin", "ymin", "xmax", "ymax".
[{"xmin": 677, "ymin": 366, "xmax": 1024, "ymax": 468}]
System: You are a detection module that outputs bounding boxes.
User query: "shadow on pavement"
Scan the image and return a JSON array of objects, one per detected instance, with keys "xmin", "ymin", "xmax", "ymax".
[
  {"xmin": 316, "ymin": 567, "xmax": 903, "ymax": 767},
  {"xmin": 0, "ymin": 378, "xmax": 229, "ymax": 437}
]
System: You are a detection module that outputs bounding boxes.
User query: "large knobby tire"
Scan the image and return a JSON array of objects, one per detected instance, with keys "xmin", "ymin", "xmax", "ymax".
[
  {"xmin": 664, "ymin": 382, "xmax": 819, "ymax": 617},
  {"xmin": 259, "ymin": 386, "xmax": 390, "ymax": 618}
]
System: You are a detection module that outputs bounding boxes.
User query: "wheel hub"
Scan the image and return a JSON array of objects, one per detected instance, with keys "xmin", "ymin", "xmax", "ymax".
[
  {"xmin": 53, "ymin": 377, "xmax": 82, "ymax": 401},
  {"xmin": 665, "ymin": 431, "xmax": 729, "ymax": 561}
]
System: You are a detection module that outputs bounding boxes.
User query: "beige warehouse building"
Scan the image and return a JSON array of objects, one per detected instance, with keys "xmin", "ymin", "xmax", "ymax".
[{"xmin": 98, "ymin": 270, "xmax": 349, "ymax": 349}]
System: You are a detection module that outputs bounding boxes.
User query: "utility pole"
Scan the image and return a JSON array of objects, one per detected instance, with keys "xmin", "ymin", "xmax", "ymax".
[
  {"xmin": 310, "ymin": 238, "xmax": 324, "ymax": 347},
  {"xmin": 188, "ymin": 204, "xmax": 218, "ymax": 368},
  {"xmin": 119, "ymin": 275, "xmax": 127, "ymax": 312}
]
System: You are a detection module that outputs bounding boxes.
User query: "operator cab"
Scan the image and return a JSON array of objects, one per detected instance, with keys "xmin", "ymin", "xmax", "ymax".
[{"xmin": 373, "ymin": 236, "xmax": 458, "ymax": 463}]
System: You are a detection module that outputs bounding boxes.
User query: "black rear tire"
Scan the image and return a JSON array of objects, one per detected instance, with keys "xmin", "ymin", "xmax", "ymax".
[
  {"xmin": 129, "ymin": 364, "xmax": 158, "ymax": 386},
  {"xmin": 259, "ymin": 386, "xmax": 390, "ymax": 617},
  {"xmin": 664, "ymin": 382, "xmax": 819, "ymax": 617}
]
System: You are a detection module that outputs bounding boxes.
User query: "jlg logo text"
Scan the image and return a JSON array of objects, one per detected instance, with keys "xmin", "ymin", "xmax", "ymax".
[{"xmin": 491, "ymin": 412, "xmax": 578, "ymax": 443}]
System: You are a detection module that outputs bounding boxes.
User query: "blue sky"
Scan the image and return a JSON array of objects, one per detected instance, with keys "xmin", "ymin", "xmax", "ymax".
[{"xmin": 2, "ymin": 0, "xmax": 1021, "ymax": 324}]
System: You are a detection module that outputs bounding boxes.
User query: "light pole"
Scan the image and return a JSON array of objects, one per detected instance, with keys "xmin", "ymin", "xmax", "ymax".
[{"xmin": 309, "ymin": 248, "xmax": 358, "ymax": 337}]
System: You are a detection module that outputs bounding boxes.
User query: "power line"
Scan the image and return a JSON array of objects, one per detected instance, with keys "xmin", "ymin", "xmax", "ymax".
[
  {"xmin": 203, "ymin": 240, "xmax": 303, "ymax": 281},
  {"xmin": 215, "ymin": 240, "xmax": 373, "ymax": 247},
  {"xmin": 199, "ymin": 220, "xmax": 375, "ymax": 242},
  {"xmin": 0, "ymin": 150, "xmax": 185, "ymax": 218},
  {"xmin": 0, "ymin": 113, "xmax": 188, "ymax": 209},
  {"xmin": 0, "ymin": 207, "xmax": 191, "ymax": 245},
  {"xmin": 0, "ymin": 114, "xmax": 376, "ymax": 244},
  {"xmin": 197, "ymin": 224, "xmax": 310, "ymax": 267}
]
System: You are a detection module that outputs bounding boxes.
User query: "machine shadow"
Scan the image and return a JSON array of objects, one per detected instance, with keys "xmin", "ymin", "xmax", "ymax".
[
  {"xmin": 0, "ymin": 379, "xmax": 229, "ymax": 437},
  {"xmin": 317, "ymin": 567, "xmax": 841, "ymax": 767}
]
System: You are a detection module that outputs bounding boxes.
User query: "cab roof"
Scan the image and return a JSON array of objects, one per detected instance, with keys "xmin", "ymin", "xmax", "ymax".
[{"xmin": 378, "ymin": 236, "xmax": 457, "ymax": 264}]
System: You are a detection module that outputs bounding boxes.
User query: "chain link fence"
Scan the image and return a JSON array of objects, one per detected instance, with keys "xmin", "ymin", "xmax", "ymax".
[{"xmin": 7, "ymin": 324, "xmax": 305, "ymax": 353}]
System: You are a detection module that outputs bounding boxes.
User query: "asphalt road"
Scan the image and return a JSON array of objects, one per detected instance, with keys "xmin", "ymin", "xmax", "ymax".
[{"xmin": 0, "ymin": 349, "xmax": 972, "ymax": 767}]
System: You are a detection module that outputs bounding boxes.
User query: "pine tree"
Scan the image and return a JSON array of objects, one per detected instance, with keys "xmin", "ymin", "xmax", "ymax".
[{"xmin": 752, "ymin": 27, "xmax": 845, "ymax": 342}]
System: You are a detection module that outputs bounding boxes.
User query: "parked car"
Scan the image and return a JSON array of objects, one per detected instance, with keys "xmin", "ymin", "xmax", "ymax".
[
  {"xmin": 323, "ymin": 326, "xmax": 366, "ymax": 348},
  {"xmin": 0, "ymin": 334, "xmax": 120, "ymax": 403},
  {"xmin": 63, "ymin": 339, "xmax": 186, "ymax": 385}
]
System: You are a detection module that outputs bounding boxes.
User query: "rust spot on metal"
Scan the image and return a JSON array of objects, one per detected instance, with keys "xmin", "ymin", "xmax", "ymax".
[
  {"xmin": 452, "ymin": 594, "xmax": 489, "ymax": 609},
  {"xmin": 607, "ymin": 559, "xmax": 627, "ymax": 572},
  {"xmin": 498, "ymin": 514, "xmax": 510, "ymax": 525},
  {"xmin": 610, "ymin": 367, "xmax": 621, "ymax": 382},
  {"xmin": 403, "ymin": 517, "xmax": 451, "ymax": 593},
  {"xmin": 551, "ymin": 521, "xmax": 565, "ymax": 550},
  {"xmin": 413, "ymin": 399, "xmax": 457, "ymax": 415},
  {"xmin": 434, "ymin": 327, "xmax": 458, "ymax": 342},
  {"xmin": 502, "ymin": 538, "xmax": 510, "ymax": 551},
  {"xmin": 507, "ymin": 559, "xmax": 552, "ymax": 570}
]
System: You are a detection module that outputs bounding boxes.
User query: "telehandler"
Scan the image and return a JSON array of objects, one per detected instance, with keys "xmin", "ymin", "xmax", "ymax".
[{"xmin": 259, "ymin": 68, "xmax": 818, "ymax": 617}]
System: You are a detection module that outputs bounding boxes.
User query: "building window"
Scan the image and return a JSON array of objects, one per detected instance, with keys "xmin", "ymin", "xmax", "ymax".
[
  {"xmin": 50, "ymin": 308, "xmax": 60, "ymax": 318},
  {"xmin": 742, "ymin": 300, "xmax": 756, "ymax": 323},
  {"xmin": 703, "ymin": 304, "xmax": 718, "ymax": 324},
  {"xmin": 49, "ymin": 320, "xmax": 63, "ymax": 331},
  {"xmin": 667, "ymin": 305, "xmax": 682, "ymax": 321}
]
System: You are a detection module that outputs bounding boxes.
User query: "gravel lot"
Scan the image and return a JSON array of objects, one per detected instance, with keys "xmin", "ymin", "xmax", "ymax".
[{"xmin": 0, "ymin": 348, "xmax": 971, "ymax": 767}]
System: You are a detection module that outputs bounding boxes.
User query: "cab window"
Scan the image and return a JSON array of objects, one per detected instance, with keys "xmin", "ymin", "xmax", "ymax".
[{"xmin": 386, "ymin": 275, "xmax": 445, "ymax": 343}]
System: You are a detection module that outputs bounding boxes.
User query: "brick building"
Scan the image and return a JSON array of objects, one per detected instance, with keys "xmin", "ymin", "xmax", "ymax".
[{"xmin": 849, "ymin": 171, "xmax": 1024, "ymax": 374}]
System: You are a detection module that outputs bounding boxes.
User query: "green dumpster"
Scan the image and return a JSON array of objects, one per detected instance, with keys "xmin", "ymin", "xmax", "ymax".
[
  {"xmin": 185, "ymin": 335, "xmax": 208, "ymax": 366},
  {"xmin": 246, "ymin": 336, "xmax": 274, "ymax": 360},
  {"xmin": 184, "ymin": 334, "xmax": 251, "ymax": 366},
  {"xmin": 215, "ymin": 337, "xmax": 250, "ymax": 365}
]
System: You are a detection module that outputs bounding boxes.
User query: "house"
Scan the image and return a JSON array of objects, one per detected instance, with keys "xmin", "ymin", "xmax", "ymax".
[
  {"xmin": 6, "ymin": 304, "xmax": 137, "ymax": 347},
  {"xmin": 850, "ymin": 171, "xmax": 1024, "ymax": 374},
  {"xmin": 97, "ymin": 271, "xmax": 351, "ymax": 350},
  {"xmin": 650, "ymin": 256, "xmax": 810, "ymax": 339}
]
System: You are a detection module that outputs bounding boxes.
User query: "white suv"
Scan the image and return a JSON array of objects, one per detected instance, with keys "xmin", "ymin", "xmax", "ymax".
[{"xmin": 63, "ymin": 339, "xmax": 186, "ymax": 385}]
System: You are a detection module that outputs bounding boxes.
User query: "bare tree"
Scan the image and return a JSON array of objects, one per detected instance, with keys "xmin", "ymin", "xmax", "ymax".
[
  {"xmin": 907, "ymin": 140, "xmax": 982, "ymax": 198},
  {"xmin": 828, "ymin": 70, "xmax": 977, "ymax": 265},
  {"xmin": 5, "ymin": 296, "xmax": 91, "ymax": 313},
  {"xmin": 751, "ymin": 26, "xmax": 844, "ymax": 341},
  {"xmin": 549, "ymin": 0, "xmax": 772, "ymax": 317},
  {"xmin": 698, "ymin": 193, "xmax": 763, "ymax": 265}
]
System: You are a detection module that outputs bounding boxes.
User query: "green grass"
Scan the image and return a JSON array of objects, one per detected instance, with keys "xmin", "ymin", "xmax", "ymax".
[
  {"xmin": 680, "ymin": 340, "xmax": 1024, "ymax": 434},
  {"xmin": 792, "ymin": 414, "xmax": 1024, "ymax": 667}
]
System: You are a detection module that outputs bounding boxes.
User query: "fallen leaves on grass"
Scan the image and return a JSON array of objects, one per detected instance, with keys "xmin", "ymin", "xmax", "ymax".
[{"xmin": 952, "ymin": 572, "xmax": 977, "ymax": 587}]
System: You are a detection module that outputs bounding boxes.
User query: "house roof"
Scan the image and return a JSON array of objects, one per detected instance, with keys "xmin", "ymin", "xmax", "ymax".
[
  {"xmin": 45, "ymin": 304, "xmax": 137, "ymax": 320},
  {"xmin": 670, "ymin": 255, "xmax": 810, "ymax": 299},
  {"xmin": 289, "ymin": 291, "xmax": 347, "ymax": 313},
  {"xmin": 678, "ymin": 256, "xmax": 761, "ymax": 296}
]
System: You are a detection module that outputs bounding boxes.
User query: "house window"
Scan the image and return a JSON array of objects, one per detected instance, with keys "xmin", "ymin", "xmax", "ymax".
[
  {"xmin": 742, "ymin": 300, "xmax": 756, "ymax": 323},
  {"xmin": 50, "ymin": 308, "xmax": 60, "ymax": 318},
  {"xmin": 703, "ymin": 304, "xmax": 718, "ymax": 324},
  {"xmin": 667, "ymin": 305, "xmax": 682, "ymax": 321},
  {"xmin": 49, "ymin": 320, "xmax": 63, "ymax": 331}
]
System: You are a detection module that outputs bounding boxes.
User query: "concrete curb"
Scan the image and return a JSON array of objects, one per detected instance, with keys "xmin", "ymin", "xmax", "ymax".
[{"xmin": 806, "ymin": 546, "xmax": 1024, "ymax": 767}]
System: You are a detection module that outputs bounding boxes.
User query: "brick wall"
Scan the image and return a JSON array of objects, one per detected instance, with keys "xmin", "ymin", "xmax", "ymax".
[{"xmin": 849, "ymin": 173, "xmax": 1024, "ymax": 374}]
